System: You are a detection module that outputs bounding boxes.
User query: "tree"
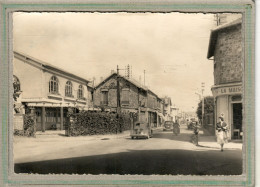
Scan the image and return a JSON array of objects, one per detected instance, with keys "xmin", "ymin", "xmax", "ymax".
[
  {"xmin": 13, "ymin": 80, "xmax": 21, "ymax": 101},
  {"xmin": 196, "ymin": 96, "xmax": 214, "ymax": 121}
]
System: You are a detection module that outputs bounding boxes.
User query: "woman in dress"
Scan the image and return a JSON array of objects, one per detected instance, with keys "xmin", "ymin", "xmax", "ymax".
[{"xmin": 216, "ymin": 117, "xmax": 228, "ymax": 152}]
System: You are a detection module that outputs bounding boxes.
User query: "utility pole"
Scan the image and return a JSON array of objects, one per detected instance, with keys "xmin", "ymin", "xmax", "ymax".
[
  {"xmin": 117, "ymin": 65, "xmax": 121, "ymax": 114},
  {"xmin": 201, "ymin": 82, "xmax": 205, "ymax": 127}
]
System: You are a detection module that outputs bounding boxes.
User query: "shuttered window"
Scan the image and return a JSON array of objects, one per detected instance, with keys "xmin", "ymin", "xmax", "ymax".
[
  {"xmin": 121, "ymin": 89, "xmax": 130, "ymax": 104},
  {"xmin": 101, "ymin": 91, "xmax": 108, "ymax": 105}
]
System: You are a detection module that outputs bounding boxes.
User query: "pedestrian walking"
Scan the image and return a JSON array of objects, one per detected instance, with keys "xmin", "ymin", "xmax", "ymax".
[
  {"xmin": 216, "ymin": 117, "xmax": 229, "ymax": 152},
  {"xmin": 191, "ymin": 122, "xmax": 199, "ymax": 146}
]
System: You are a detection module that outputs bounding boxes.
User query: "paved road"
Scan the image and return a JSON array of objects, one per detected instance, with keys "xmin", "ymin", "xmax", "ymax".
[{"xmin": 14, "ymin": 125, "xmax": 242, "ymax": 175}]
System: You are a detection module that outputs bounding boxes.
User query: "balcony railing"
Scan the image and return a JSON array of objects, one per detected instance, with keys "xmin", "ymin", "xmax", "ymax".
[{"xmin": 100, "ymin": 101, "xmax": 108, "ymax": 105}]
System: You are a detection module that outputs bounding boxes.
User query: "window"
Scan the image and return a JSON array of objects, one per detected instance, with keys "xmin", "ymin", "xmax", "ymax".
[
  {"xmin": 65, "ymin": 81, "xmax": 73, "ymax": 97},
  {"xmin": 91, "ymin": 91, "xmax": 94, "ymax": 101},
  {"xmin": 13, "ymin": 75, "xmax": 21, "ymax": 92},
  {"xmin": 77, "ymin": 85, "xmax": 84, "ymax": 99},
  {"xmin": 101, "ymin": 91, "xmax": 108, "ymax": 105},
  {"xmin": 121, "ymin": 88, "xmax": 130, "ymax": 104},
  {"xmin": 49, "ymin": 76, "xmax": 59, "ymax": 94}
]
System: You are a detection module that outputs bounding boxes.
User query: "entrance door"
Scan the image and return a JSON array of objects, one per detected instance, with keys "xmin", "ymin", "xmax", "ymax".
[
  {"xmin": 232, "ymin": 103, "xmax": 242, "ymax": 139},
  {"xmin": 35, "ymin": 108, "xmax": 42, "ymax": 131}
]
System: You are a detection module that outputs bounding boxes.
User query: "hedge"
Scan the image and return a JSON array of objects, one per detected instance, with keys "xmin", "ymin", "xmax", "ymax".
[
  {"xmin": 68, "ymin": 111, "xmax": 137, "ymax": 136},
  {"xmin": 14, "ymin": 114, "xmax": 36, "ymax": 137}
]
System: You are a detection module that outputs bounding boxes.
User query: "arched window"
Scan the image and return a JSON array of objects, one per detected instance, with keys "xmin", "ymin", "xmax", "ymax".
[
  {"xmin": 77, "ymin": 85, "xmax": 84, "ymax": 99},
  {"xmin": 65, "ymin": 81, "xmax": 73, "ymax": 97},
  {"xmin": 49, "ymin": 76, "xmax": 59, "ymax": 94},
  {"xmin": 13, "ymin": 75, "xmax": 21, "ymax": 92}
]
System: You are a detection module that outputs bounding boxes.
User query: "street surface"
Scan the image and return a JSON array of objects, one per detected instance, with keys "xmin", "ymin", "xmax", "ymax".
[{"xmin": 14, "ymin": 125, "xmax": 242, "ymax": 175}]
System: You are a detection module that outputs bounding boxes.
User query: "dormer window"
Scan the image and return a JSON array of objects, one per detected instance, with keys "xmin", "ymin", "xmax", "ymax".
[{"xmin": 49, "ymin": 76, "xmax": 59, "ymax": 94}]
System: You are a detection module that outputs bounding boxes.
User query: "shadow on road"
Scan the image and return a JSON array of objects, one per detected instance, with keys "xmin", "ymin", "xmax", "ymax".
[
  {"xmin": 15, "ymin": 149, "xmax": 242, "ymax": 175},
  {"xmin": 152, "ymin": 132, "xmax": 216, "ymax": 142},
  {"xmin": 195, "ymin": 144, "xmax": 239, "ymax": 150}
]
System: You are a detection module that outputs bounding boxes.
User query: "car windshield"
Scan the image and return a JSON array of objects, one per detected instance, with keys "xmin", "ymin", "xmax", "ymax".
[{"xmin": 165, "ymin": 122, "xmax": 173, "ymax": 125}]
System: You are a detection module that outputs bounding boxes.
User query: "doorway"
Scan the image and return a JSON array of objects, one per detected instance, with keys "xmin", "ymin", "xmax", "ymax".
[{"xmin": 232, "ymin": 103, "xmax": 242, "ymax": 139}]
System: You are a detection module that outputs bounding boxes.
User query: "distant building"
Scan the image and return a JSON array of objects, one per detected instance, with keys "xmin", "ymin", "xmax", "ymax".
[
  {"xmin": 13, "ymin": 51, "xmax": 93, "ymax": 131},
  {"xmin": 170, "ymin": 106, "xmax": 179, "ymax": 122},
  {"xmin": 93, "ymin": 73, "xmax": 164, "ymax": 127},
  {"xmin": 162, "ymin": 97, "xmax": 174, "ymax": 121},
  {"xmin": 207, "ymin": 18, "xmax": 242, "ymax": 139}
]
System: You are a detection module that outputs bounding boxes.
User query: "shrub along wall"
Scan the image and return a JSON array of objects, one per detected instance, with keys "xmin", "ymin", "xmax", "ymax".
[
  {"xmin": 14, "ymin": 114, "xmax": 36, "ymax": 137},
  {"xmin": 68, "ymin": 111, "xmax": 136, "ymax": 136}
]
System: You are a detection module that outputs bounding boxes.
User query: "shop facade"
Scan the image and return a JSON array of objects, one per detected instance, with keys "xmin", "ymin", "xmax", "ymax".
[
  {"xmin": 211, "ymin": 83, "xmax": 242, "ymax": 139},
  {"xmin": 13, "ymin": 51, "xmax": 93, "ymax": 131},
  {"xmin": 207, "ymin": 18, "xmax": 243, "ymax": 140}
]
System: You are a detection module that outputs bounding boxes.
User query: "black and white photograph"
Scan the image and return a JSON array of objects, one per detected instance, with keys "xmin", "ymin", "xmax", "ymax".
[{"xmin": 11, "ymin": 11, "xmax": 246, "ymax": 176}]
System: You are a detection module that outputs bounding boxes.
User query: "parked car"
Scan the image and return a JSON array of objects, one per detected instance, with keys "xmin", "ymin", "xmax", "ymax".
[
  {"xmin": 163, "ymin": 121, "xmax": 174, "ymax": 131},
  {"xmin": 130, "ymin": 121, "xmax": 152, "ymax": 139}
]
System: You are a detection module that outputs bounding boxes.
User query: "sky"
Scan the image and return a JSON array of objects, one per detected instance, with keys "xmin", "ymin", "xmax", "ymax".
[{"xmin": 13, "ymin": 12, "xmax": 217, "ymax": 112}]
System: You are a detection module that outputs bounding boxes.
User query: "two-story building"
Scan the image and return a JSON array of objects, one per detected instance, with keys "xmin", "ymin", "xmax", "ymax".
[
  {"xmin": 162, "ymin": 97, "xmax": 173, "ymax": 121},
  {"xmin": 93, "ymin": 73, "xmax": 164, "ymax": 127},
  {"xmin": 207, "ymin": 18, "xmax": 242, "ymax": 139},
  {"xmin": 170, "ymin": 106, "xmax": 179, "ymax": 123},
  {"xmin": 13, "ymin": 51, "xmax": 93, "ymax": 131}
]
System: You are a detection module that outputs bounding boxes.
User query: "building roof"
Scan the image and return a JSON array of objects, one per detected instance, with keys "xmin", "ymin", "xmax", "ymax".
[
  {"xmin": 14, "ymin": 51, "xmax": 90, "ymax": 84},
  {"xmin": 95, "ymin": 73, "xmax": 162, "ymax": 100},
  {"xmin": 207, "ymin": 18, "xmax": 242, "ymax": 59},
  {"xmin": 163, "ymin": 97, "xmax": 172, "ymax": 106},
  {"xmin": 95, "ymin": 73, "xmax": 148, "ymax": 92}
]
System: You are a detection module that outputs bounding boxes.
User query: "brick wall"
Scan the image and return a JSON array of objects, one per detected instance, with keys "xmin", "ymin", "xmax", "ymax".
[
  {"xmin": 214, "ymin": 24, "xmax": 242, "ymax": 85},
  {"xmin": 94, "ymin": 77, "xmax": 117, "ymax": 107},
  {"xmin": 94, "ymin": 76, "xmax": 139, "ymax": 109},
  {"xmin": 147, "ymin": 93, "xmax": 157, "ymax": 109}
]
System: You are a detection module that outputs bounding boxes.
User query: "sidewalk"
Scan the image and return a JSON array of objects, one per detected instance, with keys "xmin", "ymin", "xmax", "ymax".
[
  {"xmin": 197, "ymin": 133, "xmax": 242, "ymax": 150},
  {"xmin": 34, "ymin": 130, "xmax": 131, "ymax": 140}
]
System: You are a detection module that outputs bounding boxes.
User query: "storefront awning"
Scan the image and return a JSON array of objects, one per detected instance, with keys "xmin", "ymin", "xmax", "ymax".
[{"xmin": 22, "ymin": 98, "xmax": 89, "ymax": 108}]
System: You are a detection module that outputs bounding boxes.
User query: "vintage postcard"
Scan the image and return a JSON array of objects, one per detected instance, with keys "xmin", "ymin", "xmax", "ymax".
[{"xmin": 0, "ymin": 0, "xmax": 255, "ymax": 186}]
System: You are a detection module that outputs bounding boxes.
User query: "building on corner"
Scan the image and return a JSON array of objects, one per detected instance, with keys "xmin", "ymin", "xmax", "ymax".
[
  {"xmin": 13, "ymin": 51, "xmax": 93, "ymax": 131},
  {"xmin": 207, "ymin": 18, "xmax": 242, "ymax": 140}
]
